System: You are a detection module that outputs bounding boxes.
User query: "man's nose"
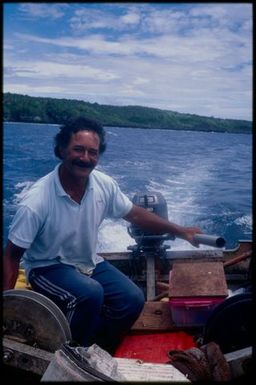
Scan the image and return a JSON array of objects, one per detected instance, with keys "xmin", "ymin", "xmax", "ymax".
[{"xmin": 80, "ymin": 149, "xmax": 90, "ymax": 161}]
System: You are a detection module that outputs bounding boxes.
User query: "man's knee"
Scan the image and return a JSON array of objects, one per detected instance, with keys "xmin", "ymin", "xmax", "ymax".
[
  {"xmin": 80, "ymin": 279, "xmax": 104, "ymax": 306},
  {"xmin": 125, "ymin": 286, "xmax": 145, "ymax": 315},
  {"xmin": 68, "ymin": 279, "xmax": 104, "ymax": 312}
]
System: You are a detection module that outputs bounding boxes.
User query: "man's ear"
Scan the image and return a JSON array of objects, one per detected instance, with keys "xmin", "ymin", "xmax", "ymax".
[{"xmin": 59, "ymin": 146, "xmax": 66, "ymax": 159}]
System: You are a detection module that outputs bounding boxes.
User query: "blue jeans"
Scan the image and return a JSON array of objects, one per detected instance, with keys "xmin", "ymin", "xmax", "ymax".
[{"xmin": 28, "ymin": 260, "xmax": 145, "ymax": 352}]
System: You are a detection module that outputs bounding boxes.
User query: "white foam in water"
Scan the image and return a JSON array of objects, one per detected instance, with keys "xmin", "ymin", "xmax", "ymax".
[
  {"xmin": 108, "ymin": 145, "xmax": 245, "ymax": 252},
  {"xmin": 13, "ymin": 181, "xmax": 35, "ymax": 205},
  {"xmin": 97, "ymin": 220, "xmax": 213, "ymax": 252},
  {"xmin": 234, "ymin": 214, "xmax": 252, "ymax": 230},
  {"xmin": 97, "ymin": 219, "xmax": 132, "ymax": 252},
  {"xmin": 96, "ymin": 156, "xmax": 223, "ymax": 252},
  {"xmin": 97, "ymin": 203, "xmax": 214, "ymax": 253}
]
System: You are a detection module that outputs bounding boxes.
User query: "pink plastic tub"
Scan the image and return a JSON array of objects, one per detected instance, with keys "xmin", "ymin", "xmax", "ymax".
[{"xmin": 169, "ymin": 296, "xmax": 225, "ymax": 327}]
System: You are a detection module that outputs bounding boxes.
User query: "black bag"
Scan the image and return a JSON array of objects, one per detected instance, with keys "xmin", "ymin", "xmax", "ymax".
[{"xmin": 202, "ymin": 292, "xmax": 253, "ymax": 354}]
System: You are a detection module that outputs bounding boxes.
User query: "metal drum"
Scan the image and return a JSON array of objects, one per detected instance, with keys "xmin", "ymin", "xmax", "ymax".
[{"xmin": 3, "ymin": 289, "xmax": 72, "ymax": 352}]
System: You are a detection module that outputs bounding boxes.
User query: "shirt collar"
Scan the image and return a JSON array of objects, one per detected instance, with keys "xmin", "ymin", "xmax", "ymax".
[{"xmin": 54, "ymin": 163, "xmax": 67, "ymax": 197}]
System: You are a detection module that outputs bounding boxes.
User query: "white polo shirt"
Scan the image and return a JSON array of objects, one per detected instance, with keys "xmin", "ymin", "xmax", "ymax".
[{"xmin": 8, "ymin": 164, "xmax": 133, "ymax": 278}]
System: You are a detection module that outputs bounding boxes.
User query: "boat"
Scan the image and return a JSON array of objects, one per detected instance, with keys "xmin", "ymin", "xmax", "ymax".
[{"xmin": 3, "ymin": 192, "xmax": 253, "ymax": 382}]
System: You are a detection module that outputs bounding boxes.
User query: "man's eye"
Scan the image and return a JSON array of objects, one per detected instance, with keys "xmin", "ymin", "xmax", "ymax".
[{"xmin": 89, "ymin": 150, "xmax": 98, "ymax": 157}]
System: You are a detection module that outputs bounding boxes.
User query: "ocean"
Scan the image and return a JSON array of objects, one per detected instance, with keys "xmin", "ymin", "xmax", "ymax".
[{"xmin": 3, "ymin": 122, "xmax": 252, "ymax": 251}]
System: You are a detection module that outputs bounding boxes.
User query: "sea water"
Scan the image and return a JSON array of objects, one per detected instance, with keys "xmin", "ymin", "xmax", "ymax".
[{"xmin": 3, "ymin": 122, "xmax": 252, "ymax": 251}]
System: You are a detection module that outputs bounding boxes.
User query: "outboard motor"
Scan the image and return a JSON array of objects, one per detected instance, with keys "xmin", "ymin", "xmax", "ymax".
[{"xmin": 127, "ymin": 192, "xmax": 174, "ymax": 253}]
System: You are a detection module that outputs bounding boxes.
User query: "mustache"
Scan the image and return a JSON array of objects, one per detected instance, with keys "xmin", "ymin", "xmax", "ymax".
[{"xmin": 72, "ymin": 160, "xmax": 95, "ymax": 168}]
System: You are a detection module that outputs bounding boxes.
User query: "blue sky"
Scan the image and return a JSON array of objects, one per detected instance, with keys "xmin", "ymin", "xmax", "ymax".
[{"xmin": 3, "ymin": 2, "xmax": 252, "ymax": 120}]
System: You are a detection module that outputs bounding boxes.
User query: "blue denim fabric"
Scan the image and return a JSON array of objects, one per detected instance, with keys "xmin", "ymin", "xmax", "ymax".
[{"xmin": 28, "ymin": 260, "xmax": 145, "ymax": 352}]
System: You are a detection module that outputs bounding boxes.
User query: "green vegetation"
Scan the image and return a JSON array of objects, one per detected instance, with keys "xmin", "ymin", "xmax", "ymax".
[{"xmin": 3, "ymin": 92, "xmax": 252, "ymax": 134}]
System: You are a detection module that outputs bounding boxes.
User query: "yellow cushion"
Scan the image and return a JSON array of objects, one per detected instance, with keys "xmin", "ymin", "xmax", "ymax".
[{"xmin": 15, "ymin": 268, "xmax": 31, "ymax": 290}]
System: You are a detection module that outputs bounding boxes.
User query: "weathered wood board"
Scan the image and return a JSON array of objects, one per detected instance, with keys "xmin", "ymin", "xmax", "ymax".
[
  {"xmin": 131, "ymin": 301, "xmax": 176, "ymax": 331},
  {"xmin": 169, "ymin": 261, "xmax": 228, "ymax": 297}
]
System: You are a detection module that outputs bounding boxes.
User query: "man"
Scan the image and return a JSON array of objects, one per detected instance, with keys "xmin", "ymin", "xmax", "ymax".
[{"xmin": 4, "ymin": 117, "xmax": 202, "ymax": 353}]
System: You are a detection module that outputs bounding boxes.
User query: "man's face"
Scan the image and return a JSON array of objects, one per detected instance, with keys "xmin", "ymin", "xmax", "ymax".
[{"xmin": 60, "ymin": 130, "xmax": 100, "ymax": 179}]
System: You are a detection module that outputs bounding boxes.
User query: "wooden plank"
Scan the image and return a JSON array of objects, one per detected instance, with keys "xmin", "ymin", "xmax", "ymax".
[
  {"xmin": 223, "ymin": 240, "xmax": 252, "ymax": 259},
  {"xmin": 114, "ymin": 346, "xmax": 252, "ymax": 382},
  {"xmin": 99, "ymin": 241, "xmax": 252, "ymax": 263},
  {"xmin": 131, "ymin": 301, "xmax": 176, "ymax": 331},
  {"xmin": 115, "ymin": 357, "xmax": 190, "ymax": 382},
  {"xmin": 100, "ymin": 249, "xmax": 224, "ymax": 261},
  {"xmin": 169, "ymin": 261, "xmax": 228, "ymax": 297}
]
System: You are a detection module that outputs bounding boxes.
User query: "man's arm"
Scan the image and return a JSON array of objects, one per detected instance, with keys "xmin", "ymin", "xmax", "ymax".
[
  {"xmin": 123, "ymin": 204, "xmax": 203, "ymax": 247},
  {"xmin": 3, "ymin": 240, "xmax": 26, "ymax": 290}
]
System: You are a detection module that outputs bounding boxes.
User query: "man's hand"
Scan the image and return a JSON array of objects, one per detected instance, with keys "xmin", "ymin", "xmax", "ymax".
[{"xmin": 178, "ymin": 227, "xmax": 203, "ymax": 248}]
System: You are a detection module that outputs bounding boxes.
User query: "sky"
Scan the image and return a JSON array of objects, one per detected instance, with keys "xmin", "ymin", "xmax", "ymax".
[{"xmin": 3, "ymin": 2, "xmax": 252, "ymax": 121}]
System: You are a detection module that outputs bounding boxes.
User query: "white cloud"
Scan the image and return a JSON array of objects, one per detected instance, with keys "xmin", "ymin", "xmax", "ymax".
[
  {"xmin": 13, "ymin": 21, "xmax": 251, "ymax": 67},
  {"xmin": 5, "ymin": 83, "xmax": 66, "ymax": 94},
  {"xmin": 18, "ymin": 3, "xmax": 67, "ymax": 19},
  {"xmin": 5, "ymin": 59, "xmax": 120, "ymax": 82},
  {"xmin": 120, "ymin": 11, "xmax": 140, "ymax": 26},
  {"xmin": 69, "ymin": 6, "xmax": 142, "ymax": 33},
  {"xmin": 4, "ymin": 3, "xmax": 252, "ymax": 120}
]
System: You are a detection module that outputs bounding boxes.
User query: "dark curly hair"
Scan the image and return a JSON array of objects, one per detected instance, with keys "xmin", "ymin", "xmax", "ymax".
[{"xmin": 54, "ymin": 117, "xmax": 107, "ymax": 159}]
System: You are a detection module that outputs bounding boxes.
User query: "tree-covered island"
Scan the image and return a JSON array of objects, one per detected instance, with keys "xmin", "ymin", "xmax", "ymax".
[{"xmin": 4, "ymin": 93, "xmax": 252, "ymax": 134}]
